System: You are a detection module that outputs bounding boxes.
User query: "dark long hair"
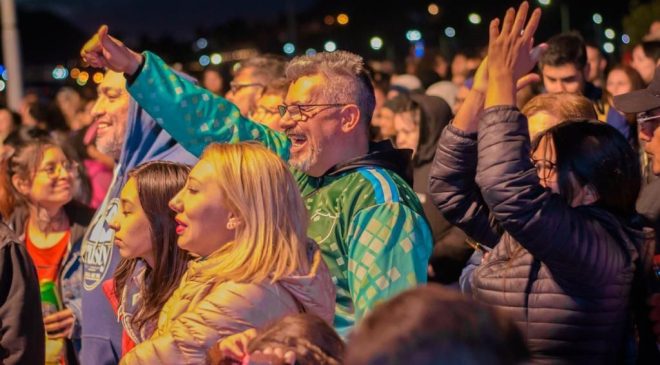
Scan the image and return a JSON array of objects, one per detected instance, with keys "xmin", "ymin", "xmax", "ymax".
[
  {"xmin": 113, "ymin": 161, "xmax": 191, "ymax": 332},
  {"xmin": 532, "ymin": 120, "xmax": 641, "ymax": 218}
]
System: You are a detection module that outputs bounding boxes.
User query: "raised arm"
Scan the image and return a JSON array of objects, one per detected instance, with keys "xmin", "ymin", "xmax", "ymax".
[
  {"xmin": 428, "ymin": 58, "xmax": 502, "ymax": 247},
  {"xmin": 476, "ymin": 3, "xmax": 630, "ymax": 281},
  {"xmin": 81, "ymin": 26, "xmax": 291, "ymax": 159}
]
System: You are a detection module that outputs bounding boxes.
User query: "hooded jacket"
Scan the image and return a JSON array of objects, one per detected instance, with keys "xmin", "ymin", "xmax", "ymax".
[
  {"xmin": 430, "ymin": 106, "xmax": 640, "ymax": 364},
  {"xmin": 0, "ymin": 221, "xmax": 45, "ymax": 365},
  {"xmin": 404, "ymin": 94, "xmax": 470, "ymax": 284},
  {"xmin": 119, "ymin": 241, "xmax": 335, "ymax": 364},
  {"xmin": 8, "ymin": 200, "xmax": 94, "ymax": 353},
  {"xmin": 80, "ymin": 92, "xmax": 198, "ymax": 365},
  {"xmin": 126, "ymin": 51, "xmax": 432, "ymax": 337}
]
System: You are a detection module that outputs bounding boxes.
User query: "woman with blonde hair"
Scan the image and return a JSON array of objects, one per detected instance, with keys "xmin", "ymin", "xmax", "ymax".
[{"xmin": 119, "ymin": 142, "xmax": 335, "ymax": 364}]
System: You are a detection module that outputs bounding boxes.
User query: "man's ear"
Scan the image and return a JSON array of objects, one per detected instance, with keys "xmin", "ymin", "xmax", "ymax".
[
  {"xmin": 11, "ymin": 175, "xmax": 29, "ymax": 196},
  {"xmin": 339, "ymin": 104, "xmax": 361, "ymax": 133}
]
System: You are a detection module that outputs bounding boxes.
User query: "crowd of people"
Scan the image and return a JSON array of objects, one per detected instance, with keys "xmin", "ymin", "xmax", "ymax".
[{"xmin": 1, "ymin": 2, "xmax": 659, "ymax": 364}]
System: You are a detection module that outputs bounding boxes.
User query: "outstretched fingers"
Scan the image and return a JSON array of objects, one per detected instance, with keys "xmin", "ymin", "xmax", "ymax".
[
  {"xmin": 522, "ymin": 7, "xmax": 542, "ymax": 44},
  {"xmin": 499, "ymin": 7, "xmax": 516, "ymax": 38},
  {"xmin": 511, "ymin": 2, "xmax": 530, "ymax": 38},
  {"xmin": 489, "ymin": 18, "xmax": 501, "ymax": 44}
]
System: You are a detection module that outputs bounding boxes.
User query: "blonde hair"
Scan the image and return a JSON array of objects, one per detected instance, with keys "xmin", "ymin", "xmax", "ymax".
[
  {"xmin": 521, "ymin": 92, "xmax": 597, "ymax": 122},
  {"xmin": 201, "ymin": 142, "xmax": 309, "ymax": 283}
]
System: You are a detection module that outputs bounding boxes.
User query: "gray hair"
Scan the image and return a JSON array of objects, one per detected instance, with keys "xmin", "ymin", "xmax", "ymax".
[
  {"xmin": 239, "ymin": 54, "xmax": 288, "ymax": 87},
  {"xmin": 285, "ymin": 51, "xmax": 376, "ymax": 126}
]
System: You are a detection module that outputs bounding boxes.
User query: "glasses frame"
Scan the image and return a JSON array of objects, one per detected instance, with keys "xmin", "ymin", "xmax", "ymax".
[
  {"xmin": 637, "ymin": 112, "xmax": 660, "ymax": 137},
  {"xmin": 38, "ymin": 160, "xmax": 79, "ymax": 179},
  {"xmin": 277, "ymin": 103, "xmax": 351, "ymax": 122},
  {"xmin": 229, "ymin": 82, "xmax": 265, "ymax": 94}
]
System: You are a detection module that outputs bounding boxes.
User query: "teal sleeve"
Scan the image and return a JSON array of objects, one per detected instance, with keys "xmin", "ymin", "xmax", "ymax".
[
  {"xmin": 346, "ymin": 202, "xmax": 432, "ymax": 320},
  {"xmin": 127, "ymin": 51, "xmax": 291, "ymax": 160}
]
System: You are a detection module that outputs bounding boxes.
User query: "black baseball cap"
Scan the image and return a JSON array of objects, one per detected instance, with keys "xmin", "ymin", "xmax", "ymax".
[{"xmin": 613, "ymin": 64, "xmax": 660, "ymax": 114}]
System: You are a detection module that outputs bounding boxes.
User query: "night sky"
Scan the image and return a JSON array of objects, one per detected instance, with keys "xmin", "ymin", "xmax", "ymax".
[{"xmin": 17, "ymin": 0, "xmax": 317, "ymax": 41}]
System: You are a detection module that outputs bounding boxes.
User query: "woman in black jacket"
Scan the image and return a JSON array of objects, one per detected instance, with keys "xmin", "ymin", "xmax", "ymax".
[{"xmin": 430, "ymin": 3, "xmax": 642, "ymax": 363}]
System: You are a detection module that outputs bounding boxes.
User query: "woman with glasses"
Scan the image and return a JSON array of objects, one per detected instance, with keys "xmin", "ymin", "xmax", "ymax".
[
  {"xmin": 5, "ymin": 137, "xmax": 95, "ymax": 364},
  {"xmin": 431, "ymin": 4, "xmax": 643, "ymax": 362}
]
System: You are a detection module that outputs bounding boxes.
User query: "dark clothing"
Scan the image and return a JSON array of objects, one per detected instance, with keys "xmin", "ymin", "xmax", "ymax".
[
  {"xmin": 406, "ymin": 94, "xmax": 470, "ymax": 283},
  {"xmin": 7, "ymin": 201, "xmax": 95, "ymax": 357},
  {"xmin": 0, "ymin": 222, "xmax": 45, "ymax": 364},
  {"xmin": 326, "ymin": 139, "xmax": 414, "ymax": 186},
  {"xmin": 430, "ymin": 106, "xmax": 640, "ymax": 364},
  {"xmin": 634, "ymin": 180, "xmax": 660, "ymax": 364}
]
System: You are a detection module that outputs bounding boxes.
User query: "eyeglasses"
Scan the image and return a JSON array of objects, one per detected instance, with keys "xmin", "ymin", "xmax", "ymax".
[
  {"xmin": 38, "ymin": 160, "xmax": 79, "ymax": 179},
  {"xmin": 278, "ymin": 103, "xmax": 351, "ymax": 122},
  {"xmin": 252, "ymin": 105, "xmax": 280, "ymax": 118},
  {"xmin": 531, "ymin": 158, "xmax": 556, "ymax": 182},
  {"xmin": 229, "ymin": 82, "xmax": 265, "ymax": 94},
  {"xmin": 637, "ymin": 112, "xmax": 660, "ymax": 136}
]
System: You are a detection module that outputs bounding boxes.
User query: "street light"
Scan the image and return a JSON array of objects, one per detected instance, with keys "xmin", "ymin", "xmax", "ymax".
[
  {"xmin": 406, "ymin": 30, "xmax": 422, "ymax": 42},
  {"xmin": 283, "ymin": 43, "xmax": 295, "ymax": 55},
  {"xmin": 428, "ymin": 3, "xmax": 439, "ymax": 16},
  {"xmin": 370, "ymin": 37, "xmax": 383, "ymax": 50},
  {"xmin": 592, "ymin": 13, "xmax": 603, "ymax": 24},
  {"xmin": 210, "ymin": 53, "xmax": 223, "ymax": 64},
  {"xmin": 468, "ymin": 13, "xmax": 481, "ymax": 25},
  {"xmin": 621, "ymin": 34, "xmax": 631, "ymax": 45},
  {"xmin": 537, "ymin": 0, "xmax": 551, "ymax": 5},
  {"xmin": 199, "ymin": 55, "xmax": 210, "ymax": 67},
  {"xmin": 603, "ymin": 42, "xmax": 614, "ymax": 54},
  {"xmin": 196, "ymin": 38, "xmax": 208, "ymax": 50},
  {"xmin": 444, "ymin": 27, "xmax": 456, "ymax": 38},
  {"xmin": 604, "ymin": 28, "xmax": 615, "ymax": 40},
  {"xmin": 324, "ymin": 41, "xmax": 337, "ymax": 52}
]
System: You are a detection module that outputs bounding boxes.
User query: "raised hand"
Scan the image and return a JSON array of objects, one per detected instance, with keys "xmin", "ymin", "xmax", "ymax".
[
  {"xmin": 485, "ymin": 2, "xmax": 542, "ymax": 107},
  {"xmin": 80, "ymin": 25, "xmax": 143, "ymax": 75}
]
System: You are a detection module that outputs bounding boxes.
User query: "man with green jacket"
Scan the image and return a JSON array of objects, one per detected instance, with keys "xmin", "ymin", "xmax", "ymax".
[{"xmin": 82, "ymin": 26, "xmax": 432, "ymax": 336}]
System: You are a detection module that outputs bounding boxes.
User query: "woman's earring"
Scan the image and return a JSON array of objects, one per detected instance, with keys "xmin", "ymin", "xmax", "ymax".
[{"xmin": 227, "ymin": 219, "xmax": 237, "ymax": 230}]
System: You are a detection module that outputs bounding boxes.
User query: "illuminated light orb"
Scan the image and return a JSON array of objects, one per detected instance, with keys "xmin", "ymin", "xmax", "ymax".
[
  {"xmin": 468, "ymin": 13, "xmax": 482, "ymax": 25},
  {"xmin": 406, "ymin": 30, "xmax": 422, "ymax": 42},
  {"xmin": 93, "ymin": 72, "xmax": 104, "ymax": 84},
  {"xmin": 370, "ymin": 37, "xmax": 383, "ymax": 50},
  {"xmin": 603, "ymin": 42, "xmax": 615, "ymax": 54},
  {"xmin": 604, "ymin": 28, "xmax": 616, "ymax": 40},
  {"xmin": 283, "ymin": 43, "xmax": 296, "ymax": 55},
  {"xmin": 592, "ymin": 13, "xmax": 603, "ymax": 24},
  {"xmin": 196, "ymin": 38, "xmax": 208, "ymax": 50},
  {"xmin": 428, "ymin": 4, "xmax": 440, "ymax": 16},
  {"xmin": 210, "ymin": 53, "xmax": 223, "ymax": 65},
  {"xmin": 324, "ymin": 41, "xmax": 337, "ymax": 52}
]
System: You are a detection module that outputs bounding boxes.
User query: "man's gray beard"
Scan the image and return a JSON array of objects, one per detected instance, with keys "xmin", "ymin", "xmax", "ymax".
[
  {"xmin": 290, "ymin": 143, "xmax": 322, "ymax": 173},
  {"xmin": 97, "ymin": 137, "xmax": 122, "ymax": 161}
]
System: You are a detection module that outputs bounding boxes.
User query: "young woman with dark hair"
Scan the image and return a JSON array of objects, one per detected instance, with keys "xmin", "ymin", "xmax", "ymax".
[
  {"xmin": 117, "ymin": 143, "xmax": 335, "ymax": 364},
  {"xmin": 108, "ymin": 161, "xmax": 191, "ymax": 350},
  {"xmin": 430, "ymin": 3, "xmax": 643, "ymax": 363}
]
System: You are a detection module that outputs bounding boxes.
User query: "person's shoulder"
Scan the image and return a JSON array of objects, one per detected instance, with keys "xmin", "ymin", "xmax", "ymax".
[{"xmin": 0, "ymin": 221, "xmax": 20, "ymax": 249}]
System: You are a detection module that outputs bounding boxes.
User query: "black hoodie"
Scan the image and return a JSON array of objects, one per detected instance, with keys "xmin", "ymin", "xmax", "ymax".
[{"xmin": 408, "ymin": 94, "xmax": 471, "ymax": 283}]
